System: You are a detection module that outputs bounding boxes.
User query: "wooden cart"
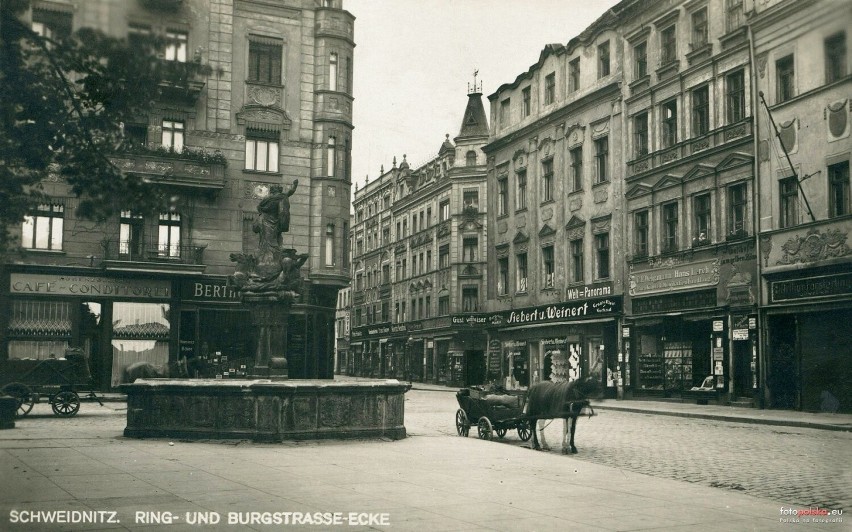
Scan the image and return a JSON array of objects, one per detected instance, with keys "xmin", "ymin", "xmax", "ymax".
[
  {"xmin": 0, "ymin": 352, "xmax": 102, "ymax": 417},
  {"xmin": 454, "ymin": 387, "xmax": 533, "ymax": 441}
]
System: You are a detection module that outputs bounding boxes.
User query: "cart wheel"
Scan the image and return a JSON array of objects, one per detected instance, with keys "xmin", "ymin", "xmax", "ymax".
[
  {"xmin": 51, "ymin": 391, "xmax": 80, "ymax": 417},
  {"xmin": 2, "ymin": 383, "xmax": 35, "ymax": 417},
  {"xmin": 477, "ymin": 417, "xmax": 493, "ymax": 441},
  {"xmin": 495, "ymin": 427, "xmax": 507, "ymax": 438},
  {"xmin": 517, "ymin": 419, "xmax": 533, "ymax": 442},
  {"xmin": 455, "ymin": 409, "xmax": 470, "ymax": 437}
]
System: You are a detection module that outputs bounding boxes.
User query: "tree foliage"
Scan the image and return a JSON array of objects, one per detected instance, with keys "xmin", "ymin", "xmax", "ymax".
[{"xmin": 0, "ymin": 0, "xmax": 210, "ymax": 253}]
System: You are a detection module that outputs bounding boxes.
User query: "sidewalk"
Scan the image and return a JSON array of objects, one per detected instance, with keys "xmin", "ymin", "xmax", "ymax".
[{"xmin": 335, "ymin": 376, "xmax": 852, "ymax": 432}]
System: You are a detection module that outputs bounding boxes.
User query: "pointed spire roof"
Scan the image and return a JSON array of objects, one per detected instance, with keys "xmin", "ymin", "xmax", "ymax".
[
  {"xmin": 458, "ymin": 90, "xmax": 489, "ymax": 139},
  {"xmin": 439, "ymin": 134, "xmax": 454, "ymax": 155}
]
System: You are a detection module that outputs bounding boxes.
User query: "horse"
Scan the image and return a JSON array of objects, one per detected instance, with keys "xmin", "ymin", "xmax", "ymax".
[
  {"xmin": 524, "ymin": 376, "xmax": 601, "ymax": 454},
  {"xmin": 122, "ymin": 357, "xmax": 188, "ymax": 383}
]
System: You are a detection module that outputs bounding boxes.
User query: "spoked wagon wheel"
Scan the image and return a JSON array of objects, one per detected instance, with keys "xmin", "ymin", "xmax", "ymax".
[
  {"xmin": 2, "ymin": 383, "xmax": 35, "ymax": 417},
  {"xmin": 51, "ymin": 391, "xmax": 81, "ymax": 417},
  {"xmin": 495, "ymin": 427, "xmax": 507, "ymax": 439},
  {"xmin": 477, "ymin": 417, "xmax": 493, "ymax": 440},
  {"xmin": 517, "ymin": 419, "xmax": 533, "ymax": 442},
  {"xmin": 455, "ymin": 409, "xmax": 469, "ymax": 437}
]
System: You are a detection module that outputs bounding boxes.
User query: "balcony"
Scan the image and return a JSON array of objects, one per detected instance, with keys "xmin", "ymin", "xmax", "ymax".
[
  {"xmin": 628, "ymin": 118, "xmax": 752, "ymax": 177},
  {"xmin": 100, "ymin": 238, "xmax": 206, "ymax": 274},
  {"xmin": 111, "ymin": 147, "xmax": 227, "ymax": 190}
]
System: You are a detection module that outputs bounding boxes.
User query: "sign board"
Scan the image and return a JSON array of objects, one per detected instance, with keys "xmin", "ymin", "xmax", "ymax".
[
  {"xmin": 11, "ymin": 273, "xmax": 170, "ymax": 299},
  {"xmin": 713, "ymin": 320, "xmax": 724, "ymax": 332},
  {"xmin": 628, "ymin": 258, "xmax": 720, "ymax": 296},
  {"xmin": 732, "ymin": 329, "xmax": 749, "ymax": 341}
]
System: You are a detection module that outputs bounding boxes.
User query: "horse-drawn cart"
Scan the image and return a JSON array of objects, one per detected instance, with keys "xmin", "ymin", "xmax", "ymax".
[
  {"xmin": 0, "ymin": 351, "xmax": 102, "ymax": 417},
  {"xmin": 455, "ymin": 386, "xmax": 533, "ymax": 442}
]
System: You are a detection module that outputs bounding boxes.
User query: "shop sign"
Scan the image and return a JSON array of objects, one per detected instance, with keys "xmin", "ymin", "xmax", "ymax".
[
  {"xmin": 500, "ymin": 297, "xmax": 621, "ymax": 326},
  {"xmin": 713, "ymin": 320, "xmax": 724, "ymax": 332},
  {"xmin": 632, "ymin": 289, "xmax": 716, "ymax": 315},
  {"xmin": 451, "ymin": 314, "xmax": 488, "ymax": 326},
  {"xmin": 732, "ymin": 329, "xmax": 749, "ymax": 340},
  {"xmin": 367, "ymin": 325, "xmax": 391, "ymax": 335},
  {"xmin": 769, "ymin": 272, "xmax": 852, "ymax": 303},
  {"xmin": 182, "ymin": 280, "xmax": 240, "ymax": 302},
  {"xmin": 10, "ymin": 273, "xmax": 170, "ymax": 299},
  {"xmin": 565, "ymin": 283, "xmax": 613, "ymax": 301},
  {"xmin": 629, "ymin": 258, "xmax": 720, "ymax": 296}
]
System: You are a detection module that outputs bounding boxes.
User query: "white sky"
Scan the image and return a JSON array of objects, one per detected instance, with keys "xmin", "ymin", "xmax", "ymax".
[{"xmin": 346, "ymin": 0, "xmax": 622, "ymax": 191}]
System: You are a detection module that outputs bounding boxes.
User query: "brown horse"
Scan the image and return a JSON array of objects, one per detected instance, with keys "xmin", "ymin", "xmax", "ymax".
[
  {"xmin": 525, "ymin": 376, "xmax": 601, "ymax": 454},
  {"xmin": 123, "ymin": 357, "xmax": 188, "ymax": 383}
]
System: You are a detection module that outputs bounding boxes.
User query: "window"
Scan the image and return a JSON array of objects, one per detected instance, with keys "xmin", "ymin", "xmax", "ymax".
[
  {"xmin": 329, "ymin": 52, "xmax": 338, "ymax": 91},
  {"xmin": 463, "ymin": 190, "xmax": 479, "ymax": 210},
  {"xmin": 693, "ymin": 194, "xmax": 711, "ymax": 245},
  {"xmin": 161, "ymin": 120, "xmax": 184, "ymax": 152},
  {"xmin": 634, "ymin": 210, "xmax": 649, "ymax": 257},
  {"xmin": 425, "ymin": 296, "xmax": 431, "ymax": 319},
  {"xmin": 120, "ymin": 210, "xmax": 144, "ymax": 258},
  {"xmin": 780, "ymin": 177, "xmax": 798, "ymax": 228},
  {"xmin": 325, "ymin": 223, "xmax": 335, "ymax": 266},
  {"xmin": 727, "ymin": 0, "xmax": 744, "ymax": 33},
  {"xmin": 326, "ymin": 137, "xmax": 336, "ymax": 176},
  {"xmin": 516, "ymin": 170, "xmax": 527, "ymax": 210},
  {"xmin": 516, "ymin": 253, "xmax": 528, "ymax": 292},
  {"xmin": 248, "ymin": 40, "xmax": 282, "ymax": 84},
  {"xmin": 598, "ymin": 41, "xmax": 610, "ymax": 78},
  {"xmin": 440, "ymin": 200, "xmax": 450, "ymax": 221},
  {"xmin": 426, "ymin": 249, "xmax": 432, "ymax": 271},
  {"xmin": 570, "ymin": 239, "xmax": 584, "ymax": 283},
  {"xmin": 570, "ymin": 147, "xmax": 583, "ymax": 191},
  {"xmin": 498, "ymin": 257, "xmax": 509, "ymax": 296},
  {"xmin": 522, "ymin": 87, "xmax": 531, "ymax": 117},
  {"xmin": 634, "ymin": 113, "xmax": 649, "ymax": 157},
  {"xmin": 825, "ymin": 32, "xmax": 847, "ymax": 84},
  {"xmin": 123, "ymin": 122, "xmax": 148, "ymax": 147},
  {"xmin": 692, "ymin": 86, "xmax": 710, "ymax": 137},
  {"xmin": 382, "ymin": 263, "xmax": 390, "ymax": 284},
  {"xmin": 462, "ymin": 287, "xmax": 479, "ymax": 312},
  {"xmin": 466, "ymin": 150, "xmax": 477, "ymax": 166},
  {"xmin": 500, "ymin": 99, "xmax": 511, "ymax": 124},
  {"xmin": 158, "ymin": 212, "xmax": 181, "ymax": 258},
  {"xmin": 497, "ymin": 177, "xmax": 508, "ymax": 216},
  {"xmin": 828, "ymin": 161, "xmax": 850, "ymax": 217},
  {"xmin": 662, "ymin": 202, "xmax": 679, "ymax": 252},
  {"xmin": 776, "ymin": 55, "xmax": 795, "ymax": 103},
  {"xmin": 545, "ymin": 73, "xmax": 556, "ymax": 105},
  {"xmin": 634, "ymin": 41, "xmax": 648, "ymax": 79},
  {"xmin": 661, "ymin": 25, "xmax": 677, "ymax": 64},
  {"xmin": 594, "ymin": 137, "xmax": 609, "ymax": 184},
  {"xmin": 542, "ymin": 245, "xmax": 555, "ymax": 288},
  {"xmin": 728, "ymin": 183, "xmax": 747, "ymax": 236},
  {"xmin": 595, "ymin": 233, "xmax": 610, "ymax": 279},
  {"xmin": 245, "ymin": 135, "xmax": 279, "ymax": 172},
  {"xmin": 438, "ymin": 296, "xmax": 450, "ymax": 316},
  {"xmin": 346, "ymin": 56, "xmax": 352, "ymax": 92},
  {"xmin": 439, "ymin": 244, "xmax": 449, "ymax": 268},
  {"xmin": 31, "ymin": 8, "xmax": 72, "ymax": 40},
  {"xmin": 165, "ymin": 31, "xmax": 187, "ymax": 62},
  {"xmin": 691, "ymin": 8, "xmax": 708, "ymax": 48},
  {"xmin": 662, "ymin": 100, "xmax": 678, "ymax": 148},
  {"xmin": 542, "ymin": 159, "xmax": 554, "ymax": 201},
  {"xmin": 22, "ymin": 204, "xmax": 63, "ymax": 250},
  {"xmin": 462, "ymin": 237, "xmax": 477, "ymax": 262},
  {"xmin": 569, "ymin": 58, "xmax": 581, "ymax": 92},
  {"xmin": 726, "ymin": 70, "xmax": 745, "ymax": 123}
]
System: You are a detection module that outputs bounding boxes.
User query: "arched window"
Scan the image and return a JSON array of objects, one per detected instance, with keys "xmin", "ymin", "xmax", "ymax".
[{"xmin": 466, "ymin": 150, "xmax": 476, "ymax": 166}]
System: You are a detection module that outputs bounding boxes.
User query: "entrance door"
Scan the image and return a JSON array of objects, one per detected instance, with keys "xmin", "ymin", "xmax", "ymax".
[
  {"xmin": 464, "ymin": 350, "xmax": 486, "ymax": 386},
  {"xmin": 80, "ymin": 302, "xmax": 106, "ymax": 390},
  {"xmin": 733, "ymin": 339, "xmax": 752, "ymax": 398}
]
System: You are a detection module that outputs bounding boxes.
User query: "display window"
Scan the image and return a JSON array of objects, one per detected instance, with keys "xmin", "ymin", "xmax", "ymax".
[{"xmin": 110, "ymin": 302, "xmax": 170, "ymax": 387}]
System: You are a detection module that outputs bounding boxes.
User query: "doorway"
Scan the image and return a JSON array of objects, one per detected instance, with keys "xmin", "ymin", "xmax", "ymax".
[
  {"xmin": 464, "ymin": 350, "xmax": 486, "ymax": 386},
  {"xmin": 732, "ymin": 338, "xmax": 753, "ymax": 398}
]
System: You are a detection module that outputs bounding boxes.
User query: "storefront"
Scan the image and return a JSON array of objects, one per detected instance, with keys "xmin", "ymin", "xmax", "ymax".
[
  {"xmin": 487, "ymin": 295, "xmax": 622, "ymax": 396},
  {"xmin": 625, "ymin": 241, "xmax": 759, "ymax": 403}
]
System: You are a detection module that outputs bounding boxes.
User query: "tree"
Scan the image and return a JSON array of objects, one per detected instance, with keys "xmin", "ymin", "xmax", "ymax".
[{"xmin": 0, "ymin": 0, "xmax": 211, "ymax": 253}]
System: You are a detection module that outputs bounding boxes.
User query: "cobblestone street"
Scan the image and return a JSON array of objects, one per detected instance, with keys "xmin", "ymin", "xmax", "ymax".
[{"xmin": 409, "ymin": 390, "xmax": 852, "ymax": 512}]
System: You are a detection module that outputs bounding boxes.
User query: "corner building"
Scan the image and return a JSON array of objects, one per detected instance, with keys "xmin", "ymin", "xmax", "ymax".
[
  {"xmin": 2, "ymin": 0, "xmax": 354, "ymax": 388},
  {"xmin": 483, "ymin": 9, "xmax": 627, "ymax": 396},
  {"xmin": 349, "ymin": 90, "xmax": 490, "ymax": 387}
]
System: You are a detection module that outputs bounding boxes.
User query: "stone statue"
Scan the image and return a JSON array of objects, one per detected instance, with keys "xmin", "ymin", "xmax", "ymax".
[{"xmin": 254, "ymin": 179, "xmax": 298, "ymax": 254}]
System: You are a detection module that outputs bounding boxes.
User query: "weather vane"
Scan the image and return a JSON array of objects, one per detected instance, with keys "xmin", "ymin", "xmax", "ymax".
[{"xmin": 469, "ymin": 69, "xmax": 481, "ymax": 94}]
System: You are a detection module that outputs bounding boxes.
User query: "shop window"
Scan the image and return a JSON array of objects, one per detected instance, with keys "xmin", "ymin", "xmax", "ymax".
[
  {"xmin": 776, "ymin": 55, "xmax": 795, "ymax": 103},
  {"xmin": 516, "ymin": 252, "xmax": 528, "ymax": 292},
  {"xmin": 462, "ymin": 286, "xmax": 479, "ymax": 312},
  {"xmin": 662, "ymin": 202, "xmax": 679, "ymax": 252},
  {"xmin": 594, "ymin": 136, "xmax": 609, "ymax": 184},
  {"xmin": 120, "ymin": 210, "xmax": 145, "ymax": 259},
  {"xmin": 161, "ymin": 119, "xmax": 184, "ymax": 152},
  {"xmin": 498, "ymin": 257, "xmax": 509, "ymax": 295},
  {"xmin": 634, "ymin": 113, "xmax": 649, "ymax": 157},
  {"xmin": 634, "ymin": 210, "xmax": 649, "ymax": 257},
  {"xmin": 693, "ymin": 193, "xmax": 711, "ymax": 246},
  {"xmin": 22, "ymin": 203, "xmax": 64, "ymax": 251},
  {"xmin": 828, "ymin": 161, "xmax": 850, "ymax": 217},
  {"xmin": 7, "ymin": 300, "xmax": 73, "ymax": 359},
  {"xmin": 245, "ymin": 134, "xmax": 279, "ymax": 172},
  {"xmin": 248, "ymin": 39, "xmax": 282, "ymax": 84},
  {"xmin": 497, "ymin": 176, "xmax": 508, "ymax": 216},
  {"xmin": 634, "ymin": 41, "xmax": 647, "ymax": 79},
  {"xmin": 111, "ymin": 302, "xmax": 170, "ymax": 387},
  {"xmin": 598, "ymin": 41, "xmax": 610, "ymax": 78},
  {"xmin": 157, "ymin": 212, "xmax": 181, "ymax": 257},
  {"xmin": 662, "ymin": 100, "xmax": 678, "ymax": 148},
  {"xmin": 569, "ymin": 57, "xmax": 580, "ymax": 92},
  {"xmin": 542, "ymin": 245, "xmax": 555, "ymax": 288},
  {"xmin": 570, "ymin": 146, "xmax": 583, "ymax": 191},
  {"xmin": 727, "ymin": 70, "xmax": 745, "ymax": 124},
  {"xmin": 516, "ymin": 170, "xmax": 527, "ymax": 210},
  {"xmin": 728, "ymin": 183, "xmax": 747, "ymax": 237},
  {"xmin": 825, "ymin": 33, "xmax": 847, "ymax": 84},
  {"xmin": 692, "ymin": 85, "xmax": 709, "ymax": 137},
  {"xmin": 544, "ymin": 72, "xmax": 555, "ymax": 105},
  {"xmin": 570, "ymin": 238, "xmax": 584, "ymax": 283},
  {"xmin": 778, "ymin": 176, "xmax": 799, "ymax": 227},
  {"xmin": 595, "ymin": 233, "xmax": 610, "ymax": 279},
  {"xmin": 542, "ymin": 159, "xmax": 554, "ymax": 201}
]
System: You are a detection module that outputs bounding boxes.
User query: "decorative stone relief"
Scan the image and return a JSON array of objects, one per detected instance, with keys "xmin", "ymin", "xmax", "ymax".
[
  {"xmin": 828, "ymin": 100, "xmax": 848, "ymax": 139},
  {"xmin": 567, "ymin": 227, "xmax": 584, "ymax": 240},
  {"xmin": 497, "ymin": 220, "xmax": 508, "ymax": 234},
  {"xmin": 779, "ymin": 119, "xmax": 797, "ymax": 152},
  {"xmin": 516, "ymin": 213, "xmax": 526, "ymax": 227},
  {"xmin": 541, "ymin": 207, "xmax": 553, "ymax": 221},
  {"xmin": 569, "ymin": 198, "xmax": 583, "ymax": 211},
  {"xmin": 776, "ymin": 227, "xmax": 850, "ymax": 265},
  {"xmin": 757, "ymin": 53, "xmax": 768, "ymax": 79},
  {"xmin": 593, "ymin": 187, "xmax": 608, "ymax": 204},
  {"xmin": 248, "ymin": 84, "xmax": 282, "ymax": 107}
]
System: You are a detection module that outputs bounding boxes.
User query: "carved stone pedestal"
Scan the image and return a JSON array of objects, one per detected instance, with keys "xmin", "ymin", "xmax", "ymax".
[{"xmin": 245, "ymin": 296, "xmax": 291, "ymax": 380}]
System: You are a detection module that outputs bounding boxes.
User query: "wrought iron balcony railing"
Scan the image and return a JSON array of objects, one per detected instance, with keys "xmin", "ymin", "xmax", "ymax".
[{"xmin": 101, "ymin": 238, "xmax": 206, "ymax": 265}]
